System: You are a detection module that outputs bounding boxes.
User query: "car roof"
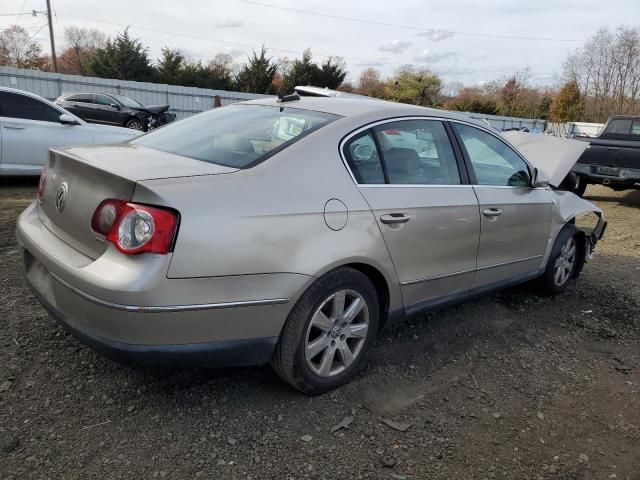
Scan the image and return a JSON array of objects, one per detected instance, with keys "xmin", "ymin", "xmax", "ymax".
[
  {"xmin": 0, "ymin": 85, "xmax": 51, "ymax": 102},
  {"xmin": 240, "ymin": 94, "xmax": 479, "ymax": 124}
]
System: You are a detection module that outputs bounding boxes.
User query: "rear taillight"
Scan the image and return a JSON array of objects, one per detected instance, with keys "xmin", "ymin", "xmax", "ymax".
[
  {"xmin": 91, "ymin": 200, "xmax": 178, "ymax": 255},
  {"xmin": 36, "ymin": 167, "xmax": 47, "ymax": 200}
]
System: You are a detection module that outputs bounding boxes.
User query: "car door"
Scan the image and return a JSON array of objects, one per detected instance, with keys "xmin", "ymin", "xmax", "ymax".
[
  {"xmin": 0, "ymin": 91, "xmax": 93, "ymax": 174},
  {"xmin": 451, "ymin": 122, "xmax": 553, "ymax": 288},
  {"xmin": 61, "ymin": 93, "xmax": 95, "ymax": 121},
  {"xmin": 94, "ymin": 94, "xmax": 123, "ymax": 125},
  {"xmin": 343, "ymin": 118, "xmax": 480, "ymax": 313}
]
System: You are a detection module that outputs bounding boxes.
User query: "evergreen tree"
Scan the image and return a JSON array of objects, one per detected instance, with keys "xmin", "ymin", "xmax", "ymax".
[
  {"xmin": 280, "ymin": 49, "xmax": 321, "ymax": 94},
  {"xmin": 91, "ymin": 28, "xmax": 154, "ymax": 81},
  {"xmin": 235, "ymin": 47, "xmax": 277, "ymax": 94},
  {"xmin": 549, "ymin": 80, "xmax": 582, "ymax": 122},
  {"xmin": 317, "ymin": 57, "xmax": 347, "ymax": 89},
  {"xmin": 156, "ymin": 47, "xmax": 186, "ymax": 85}
]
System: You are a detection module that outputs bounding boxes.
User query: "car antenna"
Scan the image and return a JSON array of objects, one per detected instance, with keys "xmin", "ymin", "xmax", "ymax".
[{"xmin": 277, "ymin": 92, "xmax": 300, "ymax": 103}]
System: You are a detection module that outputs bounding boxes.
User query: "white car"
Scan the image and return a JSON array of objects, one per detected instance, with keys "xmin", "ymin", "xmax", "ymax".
[{"xmin": 0, "ymin": 87, "xmax": 141, "ymax": 175}]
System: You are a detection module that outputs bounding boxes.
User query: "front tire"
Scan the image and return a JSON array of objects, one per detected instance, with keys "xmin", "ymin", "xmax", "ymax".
[
  {"xmin": 539, "ymin": 226, "xmax": 580, "ymax": 294},
  {"xmin": 125, "ymin": 118, "xmax": 145, "ymax": 131},
  {"xmin": 271, "ymin": 267, "xmax": 379, "ymax": 395}
]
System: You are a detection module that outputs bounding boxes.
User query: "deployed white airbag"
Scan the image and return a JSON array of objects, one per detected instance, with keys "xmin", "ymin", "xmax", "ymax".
[{"xmin": 502, "ymin": 131, "xmax": 588, "ymax": 187}]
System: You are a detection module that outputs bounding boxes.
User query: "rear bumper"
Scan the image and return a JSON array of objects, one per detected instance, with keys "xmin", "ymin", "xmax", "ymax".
[
  {"xmin": 26, "ymin": 274, "xmax": 277, "ymax": 368},
  {"xmin": 16, "ymin": 201, "xmax": 312, "ymax": 367},
  {"xmin": 573, "ymin": 163, "xmax": 640, "ymax": 184}
]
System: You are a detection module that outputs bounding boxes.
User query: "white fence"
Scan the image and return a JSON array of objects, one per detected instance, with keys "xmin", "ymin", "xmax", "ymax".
[
  {"xmin": 461, "ymin": 112, "xmax": 547, "ymax": 132},
  {"xmin": 0, "ymin": 66, "xmax": 272, "ymax": 121},
  {"xmin": 547, "ymin": 121, "xmax": 604, "ymax": 137}
]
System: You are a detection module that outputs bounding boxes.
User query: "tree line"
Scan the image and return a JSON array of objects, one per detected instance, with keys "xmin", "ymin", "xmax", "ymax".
[{"xmin": 1, "ymin": 23, "xmax": 639, "ymax": 122}]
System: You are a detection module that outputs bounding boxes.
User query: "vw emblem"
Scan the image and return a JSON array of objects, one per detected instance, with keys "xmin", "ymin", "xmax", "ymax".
[{"xmin": 55, "ymin": 182, "xmax": 68, "ymax": 213}]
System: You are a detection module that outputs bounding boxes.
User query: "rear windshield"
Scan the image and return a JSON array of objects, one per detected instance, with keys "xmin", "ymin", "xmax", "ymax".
[{"xmin": 131, "ymin": 104, "xmax": 341, "ymax": 168}]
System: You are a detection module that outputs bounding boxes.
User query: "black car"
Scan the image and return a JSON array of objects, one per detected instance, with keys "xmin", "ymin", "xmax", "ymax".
[{"xmin": 55, "ymin": 92, "xmax": 176, "ymax": 131}]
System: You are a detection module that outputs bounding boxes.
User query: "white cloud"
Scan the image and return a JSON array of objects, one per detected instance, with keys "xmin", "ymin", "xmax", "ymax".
[
  {"xmin": 355, "ymin": 61, "xmax": 384, "ymax": 67},
  {"xmin": 226, "ymin": 48, "xmax": 246, "ymax": 58},
  {"xmin": 417, "ymin": 30, "xmax": 454, "ymax": 42},
  {"xmin": 378, "ymin": 40, "xmax": 412, "ymax": 54},
  {"xmin": 215, "ymin": 19, "xmax": 244, "ymax": 28},
  {"xmin": 413, "ymin": 50, "xmax": 456, "ymax": 63}
]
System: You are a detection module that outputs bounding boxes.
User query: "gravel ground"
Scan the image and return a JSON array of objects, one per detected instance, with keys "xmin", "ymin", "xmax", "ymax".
[{"xmin": 1, "ymin": 181, "xmax": 639, "ymax": 480}]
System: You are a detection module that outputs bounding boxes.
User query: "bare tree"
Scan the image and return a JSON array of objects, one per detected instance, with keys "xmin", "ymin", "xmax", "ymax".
[
  {"xmin": 355, "ymin": 67, "xmax": 385, "ymax": 98},
  {"xmin": 59, "ymin": 26, "xmax": 106, "ymax": 75},
  {"xmin": 0, "ymin": 25, "xmax": 48, "ymax": 70},
  {"xmin": 564, "ymin": 26, "xmax": 640, "ymax": 121}
]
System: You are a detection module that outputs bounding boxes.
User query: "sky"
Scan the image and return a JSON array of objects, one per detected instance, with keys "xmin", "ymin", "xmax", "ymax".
[{"xmin": 1, "ymin": 0, "xmax": 638, "ymax": 87}]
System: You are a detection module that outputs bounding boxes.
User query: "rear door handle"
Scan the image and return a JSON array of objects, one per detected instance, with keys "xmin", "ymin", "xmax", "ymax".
[
  {"xmin": 608, "ymin": 147, "xmax": 619, "ymax": 152},
  {"xmin": 3, "ymin": 124, "xmax": 26, "ymax": 130},
  {"xmin": 380, "ymin": 213, "xmax": 411, "ymax": 224},
  {"xmin": 483, "ymin": 208, "xmax": 503, "ymax": 217}
]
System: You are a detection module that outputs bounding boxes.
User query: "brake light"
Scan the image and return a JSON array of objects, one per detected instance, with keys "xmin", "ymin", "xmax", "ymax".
[
  {"xmin": 91, "ymin": 200, "xmax": 178, "ymax": 255},
  {"xmin": 36, "ymin": 167, "xmax": 47, "ymax": 200}
]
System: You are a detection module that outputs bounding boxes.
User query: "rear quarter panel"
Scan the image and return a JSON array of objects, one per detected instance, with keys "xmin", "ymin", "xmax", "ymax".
[{"xmin": 133, "ymin": 118, "xmax": 403, "ymax": 310}]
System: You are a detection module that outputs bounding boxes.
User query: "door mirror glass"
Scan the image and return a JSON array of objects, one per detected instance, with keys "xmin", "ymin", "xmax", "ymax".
[
  {"xmin": 531, "ymin": 167, "xmax": 550, "ymax": 188},
  {"xmin": 59, "ymin": 113, "xmax": 80, "ymax": 125}
]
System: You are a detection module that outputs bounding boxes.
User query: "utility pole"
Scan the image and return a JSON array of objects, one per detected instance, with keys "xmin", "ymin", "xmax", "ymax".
[
  {"xmin": 45, "ymin": 0, "xmax": 57, "ymax": 72},
  {"xmin": 35, "ymin": 0, "xmax": 58, "ymax": 72}
]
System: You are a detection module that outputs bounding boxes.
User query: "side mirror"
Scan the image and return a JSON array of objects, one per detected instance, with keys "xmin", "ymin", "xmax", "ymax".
[
  {"xmin": 59, "ymin": 113, "xmax": 80, "ymax": 125},
  {"xmin": 531, "ymin": 167, "xmax": 550, "ymax": 188},
  {"xmin": 110, "ymin": 103, "xmax": 121, "ymax": 110}
]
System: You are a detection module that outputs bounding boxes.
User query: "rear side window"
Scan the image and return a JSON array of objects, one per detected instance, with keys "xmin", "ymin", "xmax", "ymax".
[
  {"xmin": 631, "ymin": 120, "xmax": 640, "ymax": 136},
  {"xmin": 0, "ymin": 92, "xmax": 61, "ymax": 122},
  {"xmin": 374, "ymin": 120, "xmax": 460, "ymax": 185},
  {"xmin": 343, "ymin": 131, "xmax": 385, "ymax": 184},
  {"xmin": 132, "ymin": 105, "xmax": 340, "ymax": 169}
]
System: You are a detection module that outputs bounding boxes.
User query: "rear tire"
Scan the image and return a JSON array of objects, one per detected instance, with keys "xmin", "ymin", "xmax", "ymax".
[
  {"xmin": 271, "ymin": 267, "xmax": 379, "ymax": 395},
  {"xmin": 539, "ymin": 226, "xmax": 580, "ymax": 295}
]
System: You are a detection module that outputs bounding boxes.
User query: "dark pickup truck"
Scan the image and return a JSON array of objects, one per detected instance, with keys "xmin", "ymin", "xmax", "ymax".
[{"xmin": 571, "ymin": 115, "xmax": 640, "ymax": 196}]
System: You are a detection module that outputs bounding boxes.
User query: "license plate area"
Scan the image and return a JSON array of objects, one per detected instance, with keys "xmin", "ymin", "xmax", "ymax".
[{"xmin": 592, "ymin": 165, "xmax": 620, "ymax": 176}]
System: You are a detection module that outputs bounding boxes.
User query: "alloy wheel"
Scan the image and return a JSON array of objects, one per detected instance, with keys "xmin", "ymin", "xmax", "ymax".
[
  {"xmin": 126, "ymin": 120, "xmax": 144, "ymax": 130},
  {"xmin": 553, "ymin": 236, "xmax": 576, "ymax": 287},
  {"xmin": 304, "ymin": 289, "xmax": 369, "ymax": 377}
]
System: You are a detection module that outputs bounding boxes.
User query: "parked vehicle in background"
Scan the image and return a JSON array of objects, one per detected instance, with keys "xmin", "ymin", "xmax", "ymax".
[
  {"xmin": 55, "ymin": 92, "xmax": 176, "ymax": 131},
  {"xmin": 17, "ymin": 88, "xmax": 606, "ymax": 394},
  {"xmin": 0, "ymin": 87, "xmax": 140, "ymax": 176},
  {"xmin": 571, "ymin": 116, "xmax": 640, "ymax": 196}
]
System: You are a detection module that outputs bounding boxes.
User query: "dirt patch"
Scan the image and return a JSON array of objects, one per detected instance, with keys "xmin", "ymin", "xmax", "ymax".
[{"xmin": 1, "ymin": 182, "xmax": 639, "ymax": 479}]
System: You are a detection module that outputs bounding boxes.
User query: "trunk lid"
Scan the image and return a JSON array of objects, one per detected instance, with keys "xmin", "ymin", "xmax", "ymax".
[{"xmin": 39, "ymin": 144, "xmax": 237, "ymax": 259}]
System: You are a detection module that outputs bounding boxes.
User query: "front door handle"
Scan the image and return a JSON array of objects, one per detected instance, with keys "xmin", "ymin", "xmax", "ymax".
[
  {"xmin": 607, "ymin": 147, "xmax": 619, "ymax": 152},
  {"xmin": 3, "ymin": 124, "xmax": 26, "ymax": 130},
  {"xmin": 380, "ymin": 213, "xmax": 411, "ymax": 224},
  {"xmin": 483, "ymin": 208, "xmax": 503, "ymax": 217}
]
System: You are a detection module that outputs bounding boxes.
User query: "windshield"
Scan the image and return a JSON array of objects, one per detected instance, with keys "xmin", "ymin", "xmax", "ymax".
[
  {"xmin": 111, "ymin": 94, "xmax": 143, "ymax": 108},
  {"xmin": 131, "ymin": 104, "xmax": 341, "ymax": 168}
]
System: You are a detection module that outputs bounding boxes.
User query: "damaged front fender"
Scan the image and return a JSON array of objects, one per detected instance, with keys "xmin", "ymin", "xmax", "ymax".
[{"xmin": 551, "ymin": 190, "xmax": 607, "ymax": 264}]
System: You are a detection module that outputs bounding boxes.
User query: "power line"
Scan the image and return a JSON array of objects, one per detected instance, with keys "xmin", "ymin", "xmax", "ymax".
[
  {"xmin": 237, "ymin": 0, "xmax": 583, "ymax": 43},
  {"xmin": 54, "ymin": 11, "xmax": 556, "ymax": 76}
]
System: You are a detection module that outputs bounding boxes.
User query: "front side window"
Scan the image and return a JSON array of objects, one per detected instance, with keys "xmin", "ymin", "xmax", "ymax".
[
  {"xmin": 111, "ymin": 94, "xmax": 142, "ymax": 108},
  {"xmin": 343, "ymin": 130, "xmax": 385, "ymax": 184},
  {"xmin": 374, "ymin": 120, "xmax": 460, "ymax": 185},
  {"xmin": 0, "ymin": 92, "xmax": 61, "ymax": 123},
  {"xmin": 454, "ymin": 123, "xmax": 530, "ymax": 187},
  {"xmin": 132, "ymin": 104, "xmax": 341, "ymax": 169},
  {"xmin": 96, "ymin": 94, "xmax": 115, "ymax": 106}
]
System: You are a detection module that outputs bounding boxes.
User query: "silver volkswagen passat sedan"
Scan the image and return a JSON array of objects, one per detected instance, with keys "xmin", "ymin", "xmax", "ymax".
[{"xmin": 17, "ymin": 88, "xmax": 606, "ymax": 394}]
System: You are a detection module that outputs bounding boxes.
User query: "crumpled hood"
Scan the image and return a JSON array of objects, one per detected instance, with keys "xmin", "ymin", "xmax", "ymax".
[
  {"xmin": 132, "ymin": 104, "xmax": 170, "ymax": 114},
  {"xmin": 502, "ymin": 131, "xmax": 588, "ymax": 187}
]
